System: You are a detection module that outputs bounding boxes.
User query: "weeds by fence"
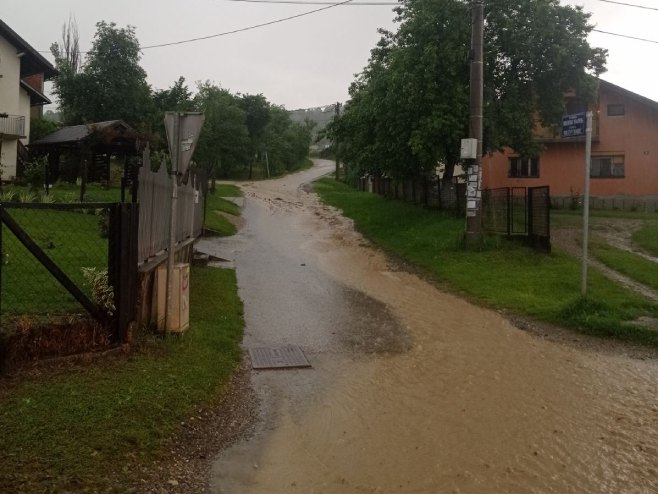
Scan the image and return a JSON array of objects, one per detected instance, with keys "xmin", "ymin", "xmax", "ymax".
[
  {"xmin": 551, "ymin": 195, "xmax": 658, "ymax": 213},
  {"xmin": 355, "ymin": 175, "xmax": 466, "ymax": 213}
]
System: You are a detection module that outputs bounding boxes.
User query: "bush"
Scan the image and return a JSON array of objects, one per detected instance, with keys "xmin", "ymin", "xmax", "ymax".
[{"xmin": 23, "ymin": 155, "xmax": 48, "ymax": 192}]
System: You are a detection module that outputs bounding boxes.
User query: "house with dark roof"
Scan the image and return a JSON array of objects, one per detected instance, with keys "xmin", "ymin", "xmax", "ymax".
[
  {"xmin": 0, "ymin": 19, "xmax": 57, "ymax": 180},
  {"xmin": 483, "ymin": 80, "xmax": 658, "ymax": 206}
]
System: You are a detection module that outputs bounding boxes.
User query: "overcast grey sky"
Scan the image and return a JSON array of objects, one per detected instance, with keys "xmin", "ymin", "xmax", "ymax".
[{"xmin": 1, "ymin": 0, "xmax": 657, "ymax": 110}]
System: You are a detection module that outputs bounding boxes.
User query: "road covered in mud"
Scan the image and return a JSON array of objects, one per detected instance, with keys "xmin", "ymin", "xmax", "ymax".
[{"xmin": 200, "ymin": 160, "xmax": 658, "ymax": 494}]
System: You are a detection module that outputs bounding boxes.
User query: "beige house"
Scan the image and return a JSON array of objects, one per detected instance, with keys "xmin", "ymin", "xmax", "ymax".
[{"xmin": 0, "ymin": 19, "xmax": 57, "ymax": 180}]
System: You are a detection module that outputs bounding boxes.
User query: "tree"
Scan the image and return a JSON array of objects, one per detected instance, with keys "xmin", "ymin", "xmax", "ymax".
[
  {"xmin": 263, "ymin": 106, "xmax": 313, "ymax": 174},
  {"xmin": 50, "ymin": 17, "xmax": 82, "ymax": 125},
  {"xmin": 153, "ymin": 76, "xmax": 194, "ymax": 114},
  {"xmin": 194, "ymin": 82, "xmax": 250, "ymax": 178},
  {"xmin": 51, "ymin": 21, "xmax": 154, "ymax": 128},
  {"xmin": 328, "ymin": 0, "xmax": 607, "ymax": 180},
  {"xmin": 239, "ymin": 94, "xmax": 271, "ymax": 179}
]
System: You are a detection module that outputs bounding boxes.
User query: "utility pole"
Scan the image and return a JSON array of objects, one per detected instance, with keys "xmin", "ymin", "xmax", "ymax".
[
  {"xmin": 465, "ymin": 0, "xmax": 484, "ymax": 242},
  {"xmin": 581, "ymin": 111, "xmax": 593, "ymax": 296},
  {"xmin": 335, "ymin": 102, "xmax": 341, "ymax": 181}
]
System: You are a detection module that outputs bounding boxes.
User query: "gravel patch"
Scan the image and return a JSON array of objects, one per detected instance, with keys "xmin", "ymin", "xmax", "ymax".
[{"xmin": 134, "ymin": 358, "xmax": 258, "ymax": 493}]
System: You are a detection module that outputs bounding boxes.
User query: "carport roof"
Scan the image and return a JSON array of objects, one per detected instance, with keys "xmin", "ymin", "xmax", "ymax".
[{"xmin": 30, "ymin": 120, "xmax": 135, "ymax": 146}]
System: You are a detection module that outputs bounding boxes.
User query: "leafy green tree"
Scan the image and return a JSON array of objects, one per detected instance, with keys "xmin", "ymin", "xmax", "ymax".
[
  {"xmin": 328, "ymin": 0, "xmax": 607, "ymax": 180},
  {"xmin": 153, "ymin": 76, "xmax": 194, "ymax": 114},
  {"xmin": 239, "ymin": 94, "xmax": 271, "ymax": 178},
  {"xmin": 263, "ymin": 106, "xmax": 312, "ymax": 174},
  {"xmin": 29, "ymin": 118, "xmax": 59, "ymax": 143},
  {"xmin": 194, "ymin": 82, "xmax": 250, "ymax": 178},
  {"xmin": 51, "ymin": 21, "xmax": 154, "ymax": 128}
]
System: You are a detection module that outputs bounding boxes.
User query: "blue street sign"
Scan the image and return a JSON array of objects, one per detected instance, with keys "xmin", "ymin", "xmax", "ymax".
[{"xmin": 561, "ymin": 112, "xmax": 587, "ymax": 138}]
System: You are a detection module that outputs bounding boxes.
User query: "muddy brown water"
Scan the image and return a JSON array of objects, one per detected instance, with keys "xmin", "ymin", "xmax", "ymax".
[{"xmin": 201, "ymin": 160, "xmax": 658, "ymax": 494}]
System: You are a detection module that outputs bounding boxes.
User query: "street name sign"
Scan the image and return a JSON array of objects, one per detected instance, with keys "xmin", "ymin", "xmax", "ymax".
[{"xmin": 561, "ymin": 112, "xmax": 587, "ymax": 138}]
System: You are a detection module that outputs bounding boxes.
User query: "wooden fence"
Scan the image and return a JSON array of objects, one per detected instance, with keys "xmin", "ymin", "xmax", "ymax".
[{"xmin": 137, "ymin": 151, "xmax": 205, "ymax": 266}]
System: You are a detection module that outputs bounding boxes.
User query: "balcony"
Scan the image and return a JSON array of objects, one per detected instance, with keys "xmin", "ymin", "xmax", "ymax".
[
  {"xmin": 534, "ymin": 115, "xmax": 600, "ymax": 143},
  {"xmin": 0, "ymin": 113, "xmax": 26, "ymax": 138}
]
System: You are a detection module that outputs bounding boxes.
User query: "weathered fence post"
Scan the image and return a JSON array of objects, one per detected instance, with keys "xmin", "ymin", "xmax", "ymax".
[{"xmin": 109, "ymin": 203, "xmax": 139, "ymax": 343}]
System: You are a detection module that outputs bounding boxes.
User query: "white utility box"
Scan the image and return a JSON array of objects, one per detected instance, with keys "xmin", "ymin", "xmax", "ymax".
[
  {"xmin": 460, "ymin": 138, "xmax": 478, "ymax": 160},
  {"xmin": 156, "ymin": 263, "xmax": 190, "ymax": 332}
]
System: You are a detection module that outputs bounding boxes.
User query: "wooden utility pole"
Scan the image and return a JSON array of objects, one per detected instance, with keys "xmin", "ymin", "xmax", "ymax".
[
  {"xmin": 465, "ymin": 0, "xmax": 484, "ymax": 241},
  {"xmin": 335, "ymin": 102, "xmax": 341, "ymax": 181}
]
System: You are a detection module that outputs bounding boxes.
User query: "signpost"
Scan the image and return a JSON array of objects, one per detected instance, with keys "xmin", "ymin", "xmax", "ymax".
[
  {"xmin": 561, "ymin": 111, "xmax": 592, "ymax": 295},
  {"xmin": 164, "ymin": 112, "xmax": 204, "ymax": 333}
]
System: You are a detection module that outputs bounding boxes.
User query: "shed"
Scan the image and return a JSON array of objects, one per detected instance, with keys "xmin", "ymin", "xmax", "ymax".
[{"xmin": 29, "ymin": 120, "xmax": 139, "ymax": 184}]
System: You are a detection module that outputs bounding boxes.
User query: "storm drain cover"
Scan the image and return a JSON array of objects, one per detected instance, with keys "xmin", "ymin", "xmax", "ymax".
[{"xmin": 248, "ymin": 345, "xmax": 311, "ymax": 370}]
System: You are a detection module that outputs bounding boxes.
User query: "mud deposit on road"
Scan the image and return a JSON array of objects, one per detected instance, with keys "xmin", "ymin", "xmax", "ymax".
[{"xmin": 206, "ymin": 160, "xmax": 658, "ymax": 494}]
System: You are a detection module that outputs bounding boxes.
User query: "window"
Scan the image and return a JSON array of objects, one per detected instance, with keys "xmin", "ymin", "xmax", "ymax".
[
  {"xmin": 509, "ymin": 157, "xmax": 539, "ymax": 178},
  {"xmin": 591, "ymin": 155, "xmax": 625, "ymax": 178},
  {"xmin": 607, "ymin": 104, "xmax": 625, "ymax": 116}
]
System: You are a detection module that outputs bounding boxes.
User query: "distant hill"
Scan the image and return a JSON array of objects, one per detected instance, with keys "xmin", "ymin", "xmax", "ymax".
[{"xmin": 289, "ymin": 105, "xmax": 337, "ymax": 149}]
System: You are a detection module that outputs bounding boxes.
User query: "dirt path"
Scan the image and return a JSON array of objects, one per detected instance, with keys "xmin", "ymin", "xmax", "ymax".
[
  {"xmin": 552, "ymin": 219, "xmax": 658, "ymax": 303},
  {"xmin": 202, "ymin": 161, "xmax": 658, "ymax": 494}
]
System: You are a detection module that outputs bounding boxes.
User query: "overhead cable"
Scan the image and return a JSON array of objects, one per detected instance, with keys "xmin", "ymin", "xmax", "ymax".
[
  {"xmin": 592, "ymin": 28, "xmax": 658, "ymax": 44},
  {"xmin": 224, "ymin": 0, "xmax": 397, "ymax": 4},
  {"xmin": 596, "ymin": 0, "xmax": 658, "ymax": 12},
  {"xmin": 141, "ymin": 0, "xmax": 354, "ymax": 49}
]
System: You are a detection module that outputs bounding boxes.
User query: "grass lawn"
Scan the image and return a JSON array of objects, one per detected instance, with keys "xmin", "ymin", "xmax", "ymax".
[
  {"xmin": 632, "ymin": 220, "xmax": 658, "ymax": 257},
  {"xmin": 2, "ymin": 208, "xmax": 108, "ymax": 317},
  {"xmin": 0, "ymin": 265, "xmax": 244, "ymax": 491},
  {"xmin": 315, "ymin": 179, "xmax": 658, "ymax": 345},
  {"xmin": 3, "ymin": 183, "xmax": 124, "ymax": 203}
]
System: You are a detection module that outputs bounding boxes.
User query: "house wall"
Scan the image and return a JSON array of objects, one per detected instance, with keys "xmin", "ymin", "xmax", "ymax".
[
  {"xmin": 0, "ymin": 34, "xmax": 35, "ymax": 179},
  {"xmin": 483, "ymin": 84, "xmax": 658, "ymax": 198}
]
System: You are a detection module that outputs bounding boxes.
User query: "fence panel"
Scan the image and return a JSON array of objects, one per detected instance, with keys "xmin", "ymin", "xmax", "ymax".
[
  {"xmin": 528, "ymin": 186, "xmax": 551, "ymax": 253},
  {"xmin": 511, "ymin": 187, "xmax": 528, "ymax": 234},
  {"xmin": 482, "ymin": 187, "xmax": 510, "ymax": 235},
  {"xmin": 136, "ymin": 156, "xmax": 206, "ymax": 266}
]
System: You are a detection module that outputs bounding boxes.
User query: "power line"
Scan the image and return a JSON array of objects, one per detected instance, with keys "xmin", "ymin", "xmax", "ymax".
[
  {"xmin": 224, "ymin": 0, "xmax": 397, "ymax": 4},
  {"xmin": 596, "ymin": 0, "xmax": 658, "ymax": 12},
  {"xmin": 141, "ymin": 0, "xmax": 354, "ymax": 49},
  {"xmin": 592, "ymin": 28, "xmax": 658, "ymax": 44}
]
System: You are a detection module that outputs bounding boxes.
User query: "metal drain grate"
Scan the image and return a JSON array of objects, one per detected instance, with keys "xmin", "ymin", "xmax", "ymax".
[{"xmin": 248, "ymin": 344, "xmax": 311, "ymax": 370}]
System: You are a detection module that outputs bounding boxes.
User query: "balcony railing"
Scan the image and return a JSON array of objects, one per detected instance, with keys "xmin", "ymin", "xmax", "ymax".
[
  {"xmin": 534, "ymin": 115, "xmax": 600, "ymax": 143},
  {"xmin": 0, "ymin": 114, "xmax": 26, "ymax": 138}
]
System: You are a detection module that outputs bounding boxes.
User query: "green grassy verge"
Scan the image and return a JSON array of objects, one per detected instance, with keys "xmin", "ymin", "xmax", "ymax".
[
  {"xmin": 204, "ymin": 187, "xmax": 242, "ymax": 236},
  {"xmin": 632, "ymin": 221, "xmax": 658, "ymax": 257},
  {"xmin": 315, "ymin": 179, "xmax": 658, "ymax": 344},
  {"xmin": 0, "ymin": 265, "xmax": 244, "ymax": 491},
  {"xmin": 591, "ymin": 241, "xmax": 658, "ymax": 292}
]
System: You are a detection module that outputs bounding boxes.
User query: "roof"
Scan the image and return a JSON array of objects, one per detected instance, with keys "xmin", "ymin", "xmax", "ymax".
[
  {"xmin": 31, "ymin": 120, "xmax": 135, "ymax": 146},
  {"xmin": 20, "ymin": 80, "xmax": 51, "ymax": 106},
  {"xmin": 0, "ymin": 19, "xmax": 57, "ymax": 79},
  {"xmin": 599, "ymin": 79, "xmax": 658, "ymax": 113}
]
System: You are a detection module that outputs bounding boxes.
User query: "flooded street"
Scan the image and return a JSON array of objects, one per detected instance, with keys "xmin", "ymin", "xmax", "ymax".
[{"xmin": 201, "ymin": 160, "xmax": 658, "ymax": 494}]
